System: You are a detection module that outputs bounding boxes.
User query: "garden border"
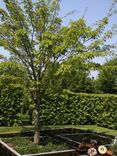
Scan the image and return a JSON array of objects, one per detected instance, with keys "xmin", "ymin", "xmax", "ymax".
[
  {"xmin": 22, "ymin": 149, "xmax": 76, "ymax": 156},
  {"xmin": 0, "ymin": 128, "xmax": 115, "ymax": 156},
  {"xmin": 0, "ymin": 139, "xmax": 21, "ymax": 156}
]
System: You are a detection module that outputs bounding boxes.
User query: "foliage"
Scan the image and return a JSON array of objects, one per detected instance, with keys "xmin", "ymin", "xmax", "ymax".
[
  {"xmin": 3, "ymin": 137, "xmax": 68, "ymax": 155},
  {"xmin": 0, "ymin": 0, "xmax": 114, "ymax": 97},
  {"xmin": 0, "ymin": 61, "xmax": 32, "ymax": 126},
  {"xmin": 0, "ymin": 60, "xmax": 27, "ymax": 84},
  {"xmin": 0, "ymin": 54, "xmax": 6, "ymax": 61},
  {"xmin": 44, "ymin": 56, "xmax": 94, "ymax": 94},
  {"xmin": 41, "ymin": 90, "xmax": 117, "ymax": 129},
  {"xmin": 96, "ymin": 57, "xmax": 117, "ymax": 93},
  {"xmin": 0, "ymin": 85, "xmax": 28, "ymax": 126}
]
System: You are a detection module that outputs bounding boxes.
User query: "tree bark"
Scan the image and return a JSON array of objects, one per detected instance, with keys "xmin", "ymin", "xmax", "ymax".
[{"xmin": 34, "ymin": 96, "xmax": 40, "ymax": 144}]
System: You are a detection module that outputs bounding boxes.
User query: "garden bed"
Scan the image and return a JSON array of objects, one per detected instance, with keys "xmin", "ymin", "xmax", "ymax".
[
  {"xmin": 0, "ymin": 128, "xmax": 115, "ymax": 156},
  {"xmin": 2, "ymin": 136, "xmax": 70, "ymax": 155}
]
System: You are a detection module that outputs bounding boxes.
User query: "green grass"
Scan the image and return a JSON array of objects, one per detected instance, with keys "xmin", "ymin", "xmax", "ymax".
[
  {"xmin": 44, "ymin": 125, "xmax": 117, "ymax": 136},
  {"xmin": 43, "ymin": 125, "xmax": 117, "ymax": 137},
  {"xmin": 0, "ymin": 125, "xmax": 33, "ymax": 133},
  {"xmin": 3, "ymin": 136, "xmax": 69, "ymax": 155},
  {"xmin": 0, "ymin": 125, "xmax": 117, "ymax": 136}
]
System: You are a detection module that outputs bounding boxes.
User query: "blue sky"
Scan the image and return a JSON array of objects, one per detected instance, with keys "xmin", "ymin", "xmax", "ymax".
[
  {"xmin": 60, "ymin": 0, "xmax": 117, "ymax": 68},
  {"xmin": 0, "ymin": 0, "xmax": 117, "ymax": 64},
  {"xmin": 60, "ymin": 0, "xmax": 113, "ymax": 25}
]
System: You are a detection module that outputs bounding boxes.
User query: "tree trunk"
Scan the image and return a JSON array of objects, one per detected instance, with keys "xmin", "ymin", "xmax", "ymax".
[{"xmin": 34, "ymin": 96, "xmax": 40, "ymax": 144}]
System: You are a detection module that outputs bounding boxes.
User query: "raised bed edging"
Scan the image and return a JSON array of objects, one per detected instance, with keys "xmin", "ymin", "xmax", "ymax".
[
  {"xmin": 0, "ymin": 139, "xmax": 78, "ymax": 156},
  {"xmin": 22, "ymin": 149, "xmax": 77, "ymax": 156},
  {"xmin": 0, "ymin": 128, "xmax": 115, "ymax": 156},
  {"xmin": 0, "ymin": 139, "xmax": 21, "ymax": 156}
]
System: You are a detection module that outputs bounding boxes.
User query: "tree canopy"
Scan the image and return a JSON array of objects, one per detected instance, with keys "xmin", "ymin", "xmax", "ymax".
[
  {"xmin": 96, "ymin": 57, "xmax": 117, "ymax": 93},
  {"xmin": 0, "ymin": 0, "xmax": 116, "ymax": 144}
]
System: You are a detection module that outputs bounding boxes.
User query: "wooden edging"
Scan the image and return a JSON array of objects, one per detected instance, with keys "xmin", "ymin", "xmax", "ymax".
[
  {"xmin": 0, "ymin": 128, "xmax": 115, "ymax": 156},
  {"xmin": 0, "ymin": 139, "xmax": 21, "ymax": 156},
  {"xmin": 22, "ymin": 149, "xmax": 76, "ymax": 156}
]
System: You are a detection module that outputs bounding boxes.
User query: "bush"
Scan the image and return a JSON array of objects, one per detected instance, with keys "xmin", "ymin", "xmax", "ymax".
[
  {"xmin": 41, "ymin": 90, "xmax": 117, "ymax": 129},
  {"xmin": 0, "ymin": 85, "xmax": 31, "ymax": 126},
  {"xmin": 0, "ymin": 86, "xmax": 117, "ymax": 129}
]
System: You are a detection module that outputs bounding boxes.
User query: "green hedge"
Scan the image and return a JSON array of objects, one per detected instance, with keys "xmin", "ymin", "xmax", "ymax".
[
  {"xmin": 0, "ymin": 87, "xmax": 117, "ymax": 129},
  {"xmin": 0, "ymin": 85, "xmax": 31, "ymax": 126},
  {"xmin": 41, "ymin": 90, "xmax": 117, "ymax": 129}
]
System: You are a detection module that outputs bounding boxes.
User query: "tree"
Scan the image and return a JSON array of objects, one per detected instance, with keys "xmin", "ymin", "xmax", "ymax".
[
  {"xmin": 96, "ymin": 57, "xmax": 117, "ymax": 93},
  {"xmin": 0, "ymin": 54, "xmax": 6, "ymax": 61},
  {"xmin": 44, "ymin": 56, "xmax": 94, "ymax": 93},
  {"xmin": 0, "ymin": 0, "xmax": 115, "ymax": 144}
]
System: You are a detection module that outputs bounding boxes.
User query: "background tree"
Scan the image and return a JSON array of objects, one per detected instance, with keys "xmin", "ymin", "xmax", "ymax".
[
  {"xmin": 0, "ymin": 54, "xmax": 6, "ymax": 61},
  {"xmin": 44, "ymin": 56, "xmax": 94, "ymax": 94},
  {"xmin": 0, "ymin": 0, "xmax": 116, "ymax": 144},
  {"xmin": 96, "ymin": 57, "xmax": 117, "ymax": 93}
]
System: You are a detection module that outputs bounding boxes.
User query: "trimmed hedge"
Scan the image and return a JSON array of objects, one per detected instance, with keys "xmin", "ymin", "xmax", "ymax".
[
  {"xmin": 0, "ymin": 86, "xmax": 117, "ymax": 129},
  {"xmin": 0, "ymin": 85, "xmax": 31, "ymax": 126},
  {"xmin": 41, "ymin": 90, "xmax": 117, "ymax": 129}
]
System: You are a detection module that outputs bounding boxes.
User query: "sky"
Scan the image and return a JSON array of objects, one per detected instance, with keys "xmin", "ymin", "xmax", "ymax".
[
  {"xmin": 60, "ymin": 0, "xmax": 117, "ymax": 61},
  {"xmin": 60, "ymin": 0, "xmax": 114, "ymax": 25},
  {"xmin": 0, "ymin": 0, "xmax": 117, "ymax": 66},
  {"xmin": 60, "ymin": 0, "xmax": 117, "ymax": 36}
]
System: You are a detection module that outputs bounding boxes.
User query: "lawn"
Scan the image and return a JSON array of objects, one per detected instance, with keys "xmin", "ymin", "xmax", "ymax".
[{"xmin": 0, "ymin": 125, "xmax": 117, "ymax": 136}]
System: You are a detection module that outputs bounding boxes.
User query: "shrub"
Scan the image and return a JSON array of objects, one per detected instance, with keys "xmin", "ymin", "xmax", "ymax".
[
  {"xmin": 41, "ymin": 90, "xmax": 117, "ymax": 129},
  {"xmin": 0, "ymin": 85, "xmax": 31, "ymax": 126}
]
